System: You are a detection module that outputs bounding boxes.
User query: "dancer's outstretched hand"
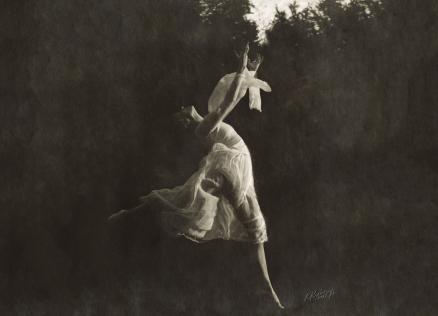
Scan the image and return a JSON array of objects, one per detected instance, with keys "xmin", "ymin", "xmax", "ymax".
[
  {"xmin": 248, "ymin": 54, "xmax": 263, "ymax": 72},
  {"xmin": 107, "ymin": 209, "xmax": 128, "ymax": 222}
]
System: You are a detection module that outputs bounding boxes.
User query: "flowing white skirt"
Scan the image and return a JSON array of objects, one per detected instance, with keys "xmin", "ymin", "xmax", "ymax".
[{"xmin": 141, "ymin": 141, "xmax": 267, "ymax": 244}]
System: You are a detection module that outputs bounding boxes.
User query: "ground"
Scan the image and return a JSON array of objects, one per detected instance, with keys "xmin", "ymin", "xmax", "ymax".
[{"xmin": 4, "ymin": 149, "xmax": 436, "ymax": 315}]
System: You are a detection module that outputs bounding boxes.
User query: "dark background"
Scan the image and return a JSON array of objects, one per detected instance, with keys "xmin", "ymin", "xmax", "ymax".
[{"xmin": 1, "ymin": 0, "xmax": 437, "ymax": 315}]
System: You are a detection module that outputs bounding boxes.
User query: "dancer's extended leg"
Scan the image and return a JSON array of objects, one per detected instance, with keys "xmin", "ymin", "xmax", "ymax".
[{"xmin": 107, "ymin": 193, "xmax": 155, "ymax": 222}]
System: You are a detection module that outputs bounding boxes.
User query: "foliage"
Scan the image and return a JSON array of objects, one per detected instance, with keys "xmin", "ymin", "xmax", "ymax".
[
  {"xmin": 1, "ymin": 0, "xmax": 438, "ymax": 313},
  {"xmin": 260, "ymin": 0, "xmax": 438, "ymax": 178}
]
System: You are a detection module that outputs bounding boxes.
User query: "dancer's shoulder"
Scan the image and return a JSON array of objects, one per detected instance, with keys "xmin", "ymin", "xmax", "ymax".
[{"xmin": 207, "ymin": 122, "xmax": 238, "ymax": 143}]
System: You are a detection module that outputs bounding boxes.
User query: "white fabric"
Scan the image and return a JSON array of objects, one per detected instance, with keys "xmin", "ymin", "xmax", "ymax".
[
  {"xmin": 208, "ymin": 68, "xmax": 271, "ymax": 113},
  {"xmin": 248, "ymin": 70, "xmax": 263, "ymax": 112},
  {"xmin": 141, "ymin": 123, "xmax": 267, "ymax": 243}
]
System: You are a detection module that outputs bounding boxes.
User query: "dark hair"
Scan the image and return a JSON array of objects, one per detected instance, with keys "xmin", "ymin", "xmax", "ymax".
[{"xmin": 173, "ymin": 107, "xmax": 196, "ymax": 129}]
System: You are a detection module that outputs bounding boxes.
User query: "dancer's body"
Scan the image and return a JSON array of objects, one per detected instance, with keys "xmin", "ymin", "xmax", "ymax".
[{"xmin": 108, "ymin": 45, "xmax": 283, "ymax": 309}]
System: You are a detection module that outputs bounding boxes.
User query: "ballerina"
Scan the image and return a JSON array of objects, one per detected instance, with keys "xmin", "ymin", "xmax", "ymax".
[{"xmin": 108, "ymin": 44, "xmax": 283, "ymax": 309}]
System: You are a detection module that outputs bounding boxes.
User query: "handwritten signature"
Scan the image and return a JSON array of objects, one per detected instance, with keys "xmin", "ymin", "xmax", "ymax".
[{"xmin": 304, "ymin": 288, "xmax": 335, "ymax": 303}]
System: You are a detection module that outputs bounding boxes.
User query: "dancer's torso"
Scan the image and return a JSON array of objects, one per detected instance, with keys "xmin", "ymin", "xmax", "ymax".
[{"xmin": 206, "ymin": 122, "xmax": 245, "ymax": 150}]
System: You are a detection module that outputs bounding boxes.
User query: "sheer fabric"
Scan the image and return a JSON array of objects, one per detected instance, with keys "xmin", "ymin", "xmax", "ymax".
[
  {"xmin": 141, "ymin": 122, "xmax": 267, "ymax": 243},
  {"xmin": 208, "ymin": 68, "xmax": 271, "ymax": 113}
]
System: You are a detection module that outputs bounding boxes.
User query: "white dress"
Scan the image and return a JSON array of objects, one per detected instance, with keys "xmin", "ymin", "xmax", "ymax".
[{"xmin": 141, "ymin": 122, "xmax": 268, "ymax": 244}]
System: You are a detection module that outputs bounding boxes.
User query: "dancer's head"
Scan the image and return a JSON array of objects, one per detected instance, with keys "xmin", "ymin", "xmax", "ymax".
[{"xmin": 173, "ymin": 105, "xmax": 203, "ymax": 130}]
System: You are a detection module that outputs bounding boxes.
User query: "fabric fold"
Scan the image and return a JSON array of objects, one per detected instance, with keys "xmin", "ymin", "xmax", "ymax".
[{"xmin": 208, "ymin": 68, "xmax": 271, "ymax": 113}]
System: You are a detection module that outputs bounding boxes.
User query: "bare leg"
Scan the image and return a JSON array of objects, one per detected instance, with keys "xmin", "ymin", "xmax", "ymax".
[
  {"xmin": 230, "ymin": 194, "xmax": 284, "ymax": 309},
  {"xmin": 107, "ymin": 193, "xmax": 154, "ymax": 222},
  {"xmin": 253, "ymin": 243, "xmax": 284, "ymax": 309}
]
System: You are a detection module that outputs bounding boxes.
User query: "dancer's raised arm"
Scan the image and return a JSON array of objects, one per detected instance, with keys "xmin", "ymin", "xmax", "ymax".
[{"xmin": 195, "ymin": 44, "xmax": 250, "ymax": 138}]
